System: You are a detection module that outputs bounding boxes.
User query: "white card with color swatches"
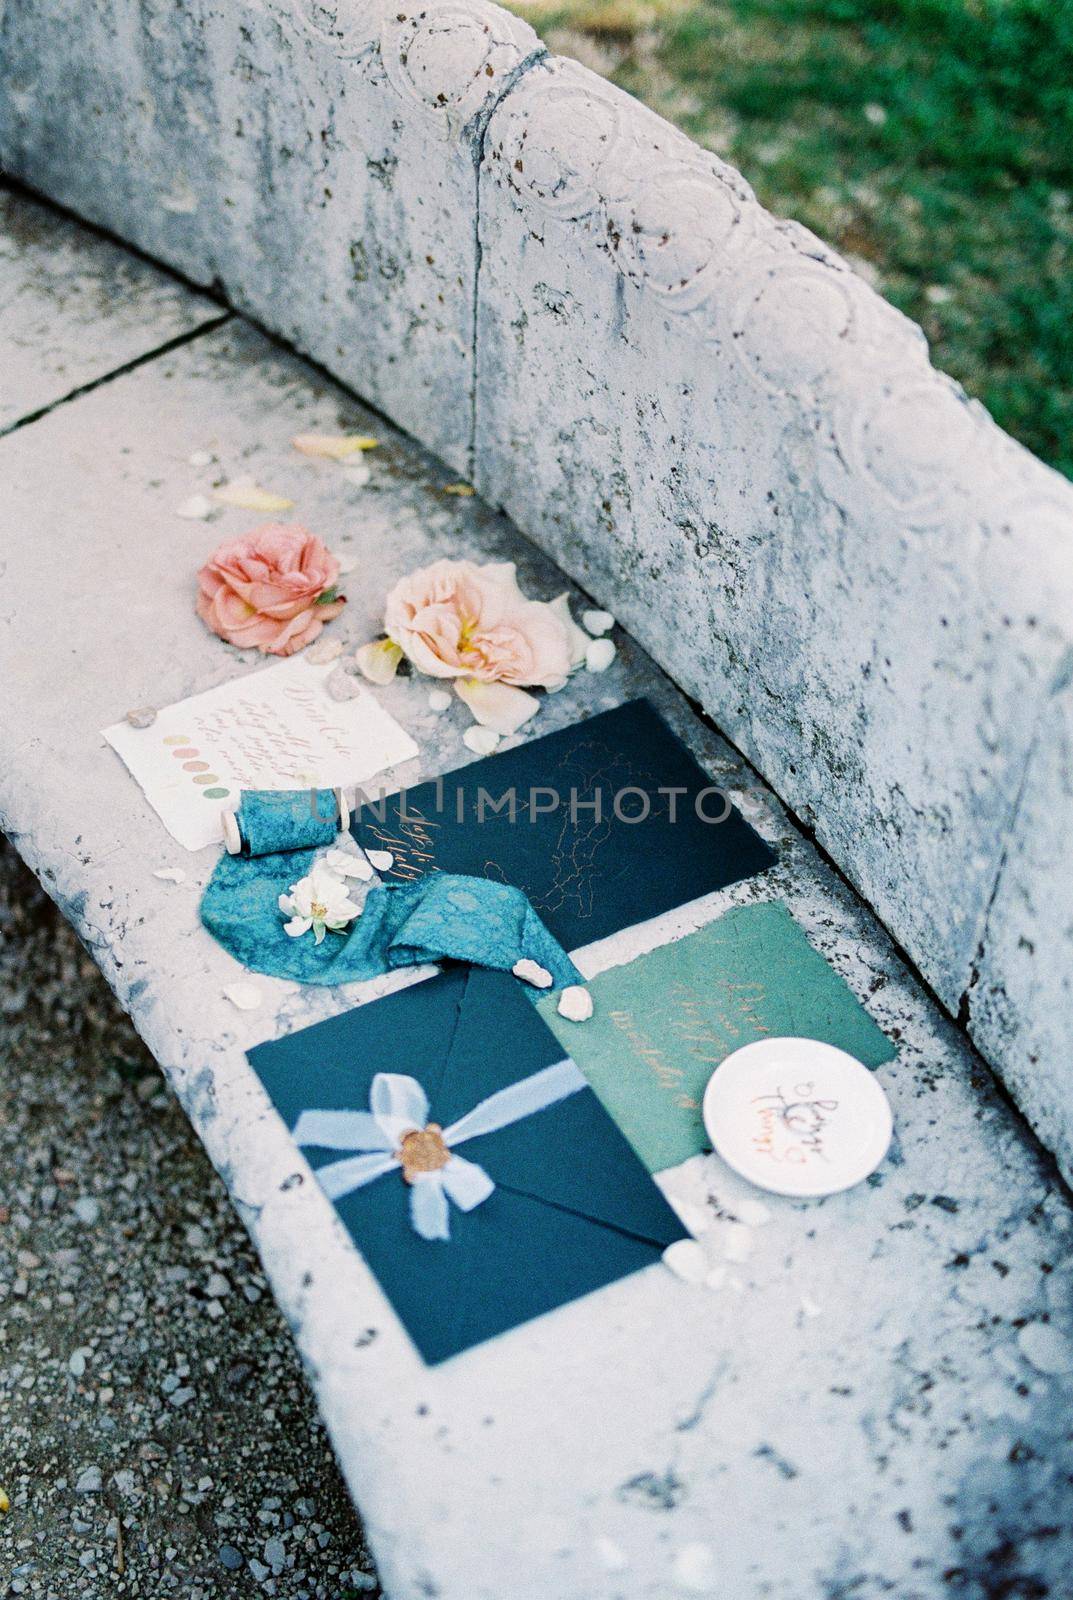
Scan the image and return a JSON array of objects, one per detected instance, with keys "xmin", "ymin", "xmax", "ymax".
[{"xmin": 103, "ymin": 656, "xmax": 418, "ymax": 851}]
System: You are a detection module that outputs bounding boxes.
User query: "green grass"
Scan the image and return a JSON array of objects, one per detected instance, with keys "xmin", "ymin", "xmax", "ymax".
[{"xmin": 514, "ymin": 0, "xmax": 1073, "ymax": 480}]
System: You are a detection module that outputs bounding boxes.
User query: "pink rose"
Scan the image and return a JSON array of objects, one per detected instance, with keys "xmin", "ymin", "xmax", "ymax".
[
  {"xmin": 196, "ymin": 523, "xmax": 345, "ymax": 656},
  {"xmin": 383, "ymin": 559, "xmax": 571, "ymax": 687}
]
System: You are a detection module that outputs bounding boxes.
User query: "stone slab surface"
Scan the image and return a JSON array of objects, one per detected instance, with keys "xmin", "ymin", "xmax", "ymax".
[
  {"xmin": 0, "ymin": 183, "xmax": 223, "ymax": 431},
  {"xmin": 0, "ymin": 0, "xmax": 540, "ymax": 472},
  {"xmin": 2, "ymin": 245, "xmax": 1073, "ymax": 1596}
]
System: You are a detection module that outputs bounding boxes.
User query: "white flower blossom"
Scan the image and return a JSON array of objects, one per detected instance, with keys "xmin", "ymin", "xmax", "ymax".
[{"xmin": 279, "ymin": 863, "xmax": 362, "ymax": 944}]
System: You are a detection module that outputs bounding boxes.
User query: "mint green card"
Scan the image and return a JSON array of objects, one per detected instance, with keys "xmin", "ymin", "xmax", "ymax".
[{"xmin": 537, "ymin": 900, "xmax": 895, "ymax": 1173}]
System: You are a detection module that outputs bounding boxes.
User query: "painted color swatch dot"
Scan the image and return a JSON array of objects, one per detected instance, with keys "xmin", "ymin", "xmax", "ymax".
[
  {"xmin": 203, "ymin": 787, "xmax": 230, "ymax": 799},
  {"xmin": 183, "ymin": 760, "xmax": 209, "ymax": 772},
  {"xmin": 172, "ymin": 747, "xmax": 199, "ymax": 759},
  {"xmin": 193, "ymin": 773, "xmax": 220, "ymax": 785},
  {"xmin": 163, "ymin": 735, "xmax": 192, "ymax": 746}
]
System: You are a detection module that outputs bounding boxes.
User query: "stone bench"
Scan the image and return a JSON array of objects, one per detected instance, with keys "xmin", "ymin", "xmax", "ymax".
[
  {"xmin": 6, "ymin": 3, "xmax": 1073, "ymax": 1587},
  {"xmin": 3, "ymin": 0, "xmax": 1072, "ymax": 1188},
  {"xmin": 2, "ymin": 183, "xmax": 1073, "ymax": 1600}
]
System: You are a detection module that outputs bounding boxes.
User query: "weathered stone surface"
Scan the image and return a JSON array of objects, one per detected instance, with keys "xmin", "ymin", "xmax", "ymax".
[
  {"xmin": 0, "ymin": 0, "xmax": 540, "ymax": 470},
  {"xmin": 3, "ymin": 218, "xmax": 1073, "ymax": 1597},
  {"xmin": 970, "ymin": 666, "xmax": 1073, "ymax": 1180},
  {"xmin": 474, "ymin": 57, "xmax": 1073, "ymax": 1024},
  {"xmin": 0, "ymin": 184, "xmax": 222, "ymax": 430}
]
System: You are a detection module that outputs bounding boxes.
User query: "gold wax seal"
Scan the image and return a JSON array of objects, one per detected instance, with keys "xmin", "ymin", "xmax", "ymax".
[{"xmin": 398, "ymin": 1123, "xmax": 450, "ymax": 1184}]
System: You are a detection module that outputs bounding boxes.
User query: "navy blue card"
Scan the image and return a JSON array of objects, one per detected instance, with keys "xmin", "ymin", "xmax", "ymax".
[
  {"xmin": 248, "ymin": 967, "xmax": 687, "ymax": 1364},
  {"xmin": 353, "ymin": 699, "xmax": 775, "ymax": 949}
]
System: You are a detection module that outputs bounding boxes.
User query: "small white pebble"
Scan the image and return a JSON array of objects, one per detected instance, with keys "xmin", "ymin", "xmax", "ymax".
[
  {"xmin": 736, "ymin": 1198, "xmax": 773, "ymax": 1228},
  {"xmin": 365, "ymin": 849, "xmax": 395, "ymax": 872},
  {"xmin": 662, "ymin": 1239, "xmax": 708, "ymax": 1285},
  {"xmin": 863, "ymin": 101, "xmax": 888, "ymax": 126},
  {"xmin": 800, "ymin": 1294, "xmax": 823, "ymax": 1319},
  {"xmin": 673, "ymin": 1542, "xmax": 718, "ymax": 1593},
  {"xmin": 153, "ymin": 867, "xmax": 187, "ymax": 884},
  {"xmin": 222, "ymin": 982, "xmax": 262, "ymax": 1012},
  {"xmin": 582, "ymin": 608, "xmax": 615, "ymax": 635},
  {"xmin": 584, "ymin": 637, "xmax": 617, "ymax": 673},
  {"xmin": 513, "ymin": 958, "xmax": 553, "ymax": 989},
  {"xmin": 188, "ymin": 449, "xmax": 215, "ymax": 467},
  {"xmin": 305, "ymin": 635, "xmax": 344, "ymax": 665},
  {"xmin": 175, "ymin": 493, "xmax": 215, "ymax": 520},
  {"xmin": 463, "ymin": 724, "xmax": 501, "ymax": 755},
  {"xmin": 124, "ymin": 706, "xmax": 157, "ymax": 729},
  {"xmin": 556, "ymin": 984, "xmax": 593, "ymax": 1022},
  {"xmin": 326, "ymin": 664, "xmax": 365, "ymax": 701},
  {"xmin": 342, "ymin": 460, "xmax": 371, "ymax": 488},
  {"xmin": 427, "ymin": 688, "xmax": 452, "ymax": 713},
  {"xmin": 594, "ymin": 1537, "xmax": 628, "ymax": 1573}
]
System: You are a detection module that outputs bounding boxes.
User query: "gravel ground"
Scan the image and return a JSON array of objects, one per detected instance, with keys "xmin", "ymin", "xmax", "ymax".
[{"xmin": 0, "ymin": 836, "xmax": 381, "ymax": 1599}]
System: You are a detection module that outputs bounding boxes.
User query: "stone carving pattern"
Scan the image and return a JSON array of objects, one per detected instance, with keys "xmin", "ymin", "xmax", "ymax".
[
  {"xmin": 278, "ymin": 0, "xmax": 540, "ymax": 129},
  {"xmin": 484, "ymin": 58, "xmax": 1073, "ymax": 537}
]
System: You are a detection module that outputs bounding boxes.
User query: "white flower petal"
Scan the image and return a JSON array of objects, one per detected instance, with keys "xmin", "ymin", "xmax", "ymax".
[
  {"xmin": 175, "ymin": 493, "xmax": 215, "ymax": 520},
  {"xmin": 153, "ymin": 867, "xmax": 187, "ymax": 884},
  {"xmin": 283, "ymin": 916, "xmax": 312, "ymax": 938},
  {"xmin": 212, "ymin": 476, "xmax": 293, "ymax": 512},
  {"xmin": 454, "ymin": 677, "xmax": 538, "ymax": 735},
  {"xmin": 463, "ymin": 724, "xmax": 501, "ymax": 756},
  {"xmin": 323, "ymin": 848, "xmax": 373, "ymax": 881},
  {"xmin": 366, "ymin": 849, "xmax": 394, "ymax": 872},
  {"xmin": 549, "ymin": 593, "xmax": 591, "ymax": 669},
  {"xmin": 292, "ymin": 432, "xmax": 378, "ymax": 459},
  {"xmin": 355, "ymin": 638, "xmax": 403, "ymax": 685},
  {"xmin": 223, "ymin": 982, "xmax": 262, "ymax": 1011}
]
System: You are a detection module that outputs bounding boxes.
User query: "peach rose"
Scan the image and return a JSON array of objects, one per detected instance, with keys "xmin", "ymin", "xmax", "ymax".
[
  {"xmin": 196, "ymin": 524, "xmax": 345, "ymax": 656},
  {"xmin": 383, "ymin": 560, "xmax": 571, "ymax": 687}
]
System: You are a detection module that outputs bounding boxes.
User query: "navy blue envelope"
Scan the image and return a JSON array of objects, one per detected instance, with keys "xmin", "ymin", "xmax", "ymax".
[
  {"xmin": 248, "ymin": 966, "xmax": 688, "ymax": 1364},
  {"xmin": 353, "ymin": 699, "xmax": 775, "ymax": 949}
]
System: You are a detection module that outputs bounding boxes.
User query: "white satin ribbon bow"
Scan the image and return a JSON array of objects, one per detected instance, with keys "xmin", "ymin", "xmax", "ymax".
[{"xmin": 292, "ymin": 1061, "xmax": 586, "ymax": 1241}]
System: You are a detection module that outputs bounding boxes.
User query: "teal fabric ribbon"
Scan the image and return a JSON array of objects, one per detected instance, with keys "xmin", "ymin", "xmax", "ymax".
[
  {"xmin": 200, "ymin": 791, "xmax": 581, "ymax": 989},
  {"xmin": 232, "ymin": 788, "xmax": 341, "ymax": 855}
]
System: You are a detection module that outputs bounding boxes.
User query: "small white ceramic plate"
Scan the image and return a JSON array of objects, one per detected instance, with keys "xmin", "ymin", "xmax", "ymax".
[{"xmin": 702, "ymin": 1037, "xmax": 893, "ymax": 1198}]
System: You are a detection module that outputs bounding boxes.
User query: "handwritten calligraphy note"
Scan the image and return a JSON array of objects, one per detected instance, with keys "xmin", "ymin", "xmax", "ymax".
[{"xmin": 103, "ymin": 657, "xmax": 418, "ymax": 851}]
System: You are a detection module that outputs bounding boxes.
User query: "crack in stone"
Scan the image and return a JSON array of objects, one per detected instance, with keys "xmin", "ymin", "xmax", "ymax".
[{"xmin": 0, "ymin": 312, "xmax": 233, "ymax": 441}]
